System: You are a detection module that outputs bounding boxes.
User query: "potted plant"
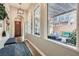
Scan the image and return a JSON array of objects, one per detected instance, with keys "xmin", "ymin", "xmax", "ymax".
[
  {"xmin": 2, "ymin": 31, "xmax": 6, "ymax": 37},
  {"xmin": 0, "ymin": 4, "xmax": 8, "ymax": 37},
  {"xmin": 0, "ymin": 3, "xmax": 8, "ymax": 20}
]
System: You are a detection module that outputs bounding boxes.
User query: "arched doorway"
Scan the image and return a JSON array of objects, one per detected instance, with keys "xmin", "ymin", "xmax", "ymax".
[{"xmin": 14, "ymin": 15, "xmax": 24, "ymax": 37}]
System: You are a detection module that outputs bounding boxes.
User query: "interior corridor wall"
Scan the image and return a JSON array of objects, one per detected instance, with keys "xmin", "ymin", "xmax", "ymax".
[
  {"xmin": 4, "ymin": 5, "xmax": 27, "ymax": 41},
  {"xmin": 25, "ymin": 3, "xmax": 79, "ymax": 56}
]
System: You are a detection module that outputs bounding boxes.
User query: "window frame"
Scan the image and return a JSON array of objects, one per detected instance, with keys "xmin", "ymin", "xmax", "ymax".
[
  {"xmin": 24, "ymin": 11, "xmax": 32, "ymax": 35},
  {"xmin": 28, "ymin": 11, "xmax": 32, "ymax": 34},
  {"xmin": 33, "ymin": 4, "xmax": 41, "ymax": 37},
  {"xmin": 47, "ymin": 3, "xmax": 79, "ymax": 50}
]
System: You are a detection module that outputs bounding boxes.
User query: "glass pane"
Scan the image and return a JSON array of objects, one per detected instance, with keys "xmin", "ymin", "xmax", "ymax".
[
  {"xmin": 25, "ymin": 12, "xmax": 32, "ymax": 34},
  {"xmin": 48, "ymin": 3, "xmax": 77, "ymax": 46},
  {"xmin": 34, "ymin": 6, "xmax": 40, "ymax": 36}
]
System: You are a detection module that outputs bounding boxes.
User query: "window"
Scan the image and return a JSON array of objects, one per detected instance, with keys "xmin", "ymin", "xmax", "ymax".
[
  {"xmin": 47, "ymin": 3, "xmax": 77, "ymax": 46},
  {"xmin": 25, "ymin": 12, "xmax": 32, "ymax": 34},
  {"xmin": 28, "ymin": 12, "xmax": 32, "ymax": 34},
  {"xmin": 34, "ymin": 6, "xmax": 40, "ymax": 36},
  {"xmin": 25, "ymin": 19, "xmax": 28, "ymax": 34}
]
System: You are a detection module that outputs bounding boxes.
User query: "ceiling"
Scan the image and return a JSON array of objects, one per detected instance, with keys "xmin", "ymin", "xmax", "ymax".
[
  {"xmin": 48, "ymin": 3, "xmax": 77, "ymax": 18},
  {"xmin": 8, "ymin": 3, "xmax": 32, "ymax": 10},
  {"xmin": 6, "ymin": 3, "xmax": 77, "ymax": 16}
]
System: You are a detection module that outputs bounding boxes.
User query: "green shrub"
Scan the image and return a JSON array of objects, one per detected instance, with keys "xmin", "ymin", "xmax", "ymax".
[{"xmin": 69, "ymin": 30, "xmax": 76, "ymax": 46}]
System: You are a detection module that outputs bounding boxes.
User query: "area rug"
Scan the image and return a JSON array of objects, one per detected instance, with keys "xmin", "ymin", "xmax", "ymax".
[{"xmin": 0, "ymin": 42, "xmax": 32, "ymax": 56}]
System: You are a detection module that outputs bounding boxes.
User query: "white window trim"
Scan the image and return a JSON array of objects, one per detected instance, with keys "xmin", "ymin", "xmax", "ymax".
[
  {"xmin": 32, "ymin": 4, "xmax": 41, "ymax": 37},
  {"xmin": 76, "ymin": 4, "xmax": 79, "ymax": 49}
]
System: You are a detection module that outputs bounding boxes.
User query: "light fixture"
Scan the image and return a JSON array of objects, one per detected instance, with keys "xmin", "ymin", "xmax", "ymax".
[{"xmin": 17, "ymin": 3, "xmax": 24, "ymax": 15}]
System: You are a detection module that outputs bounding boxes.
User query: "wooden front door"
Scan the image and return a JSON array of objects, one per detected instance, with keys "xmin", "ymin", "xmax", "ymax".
[{"xmin": 15, "ymin": 21, "xmax": 21, "ymax": 37}]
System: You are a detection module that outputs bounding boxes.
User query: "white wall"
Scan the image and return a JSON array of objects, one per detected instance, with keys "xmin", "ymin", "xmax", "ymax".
[
  {"xmin": 10, "ymin": 6, "xmax": 27, "ymax": 41},
  {"xmin": 4, "ymin": 4, "xmax": 27, "ymax": 41},
  {"xmin": 25, "ymin": 3, "xmax": 79, "ymax": 56}
]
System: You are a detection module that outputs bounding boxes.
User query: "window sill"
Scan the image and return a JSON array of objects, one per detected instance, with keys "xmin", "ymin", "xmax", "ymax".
[
  {"xmin": 33, "ymin": 34, "xmax": 40, "ymax": 37},
  {"xmin": 47, "ymin": 39, "xmax": 79, "ymax": 53},
  {"xmin": 26, "ymin": 39, "xmax": 46, "ymax": 56}
]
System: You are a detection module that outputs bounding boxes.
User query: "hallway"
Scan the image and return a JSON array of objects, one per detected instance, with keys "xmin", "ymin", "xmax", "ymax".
[{"xmin": 0, "ymin": 3, "xmax": 79, "ymax": 56}]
